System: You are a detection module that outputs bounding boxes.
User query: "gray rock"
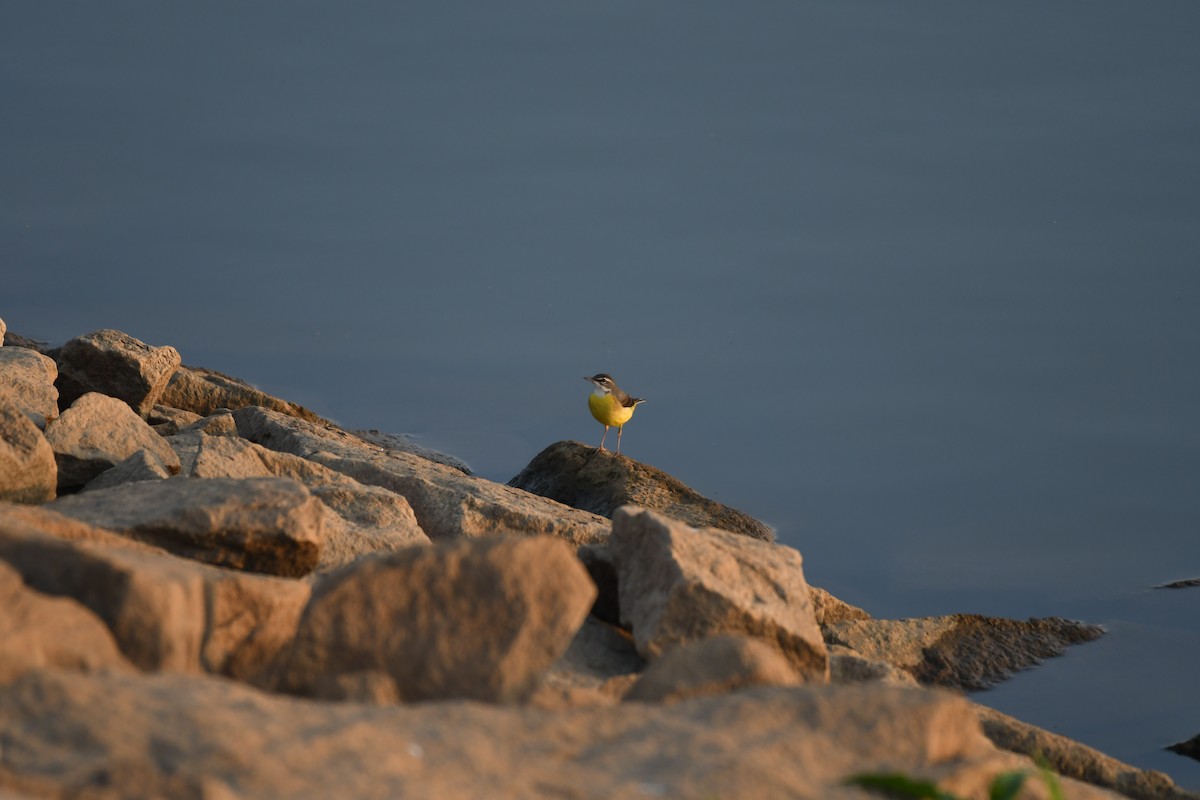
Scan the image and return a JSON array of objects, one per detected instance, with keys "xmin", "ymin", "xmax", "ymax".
[
  {"xmin": 352, "ymin": 428, "xmax": 472, "ymax": 475},
  {"xmin": 825, "ymin": 614, "xmax": 1105, "ymax": 691},
  {"xmin": 43, "ymin": 392, "xmax": 181, "ymax": 492},
  {"xmin": 611, "ymin": 506, "xmax": 828, "ymax": 682},
  {"xmin": 276, "ymin": 536, "xmax": 597, "ymax": 703},
  {"xmin": 160, "ymin": 364, "xmax": 325, "ymax": 422},
  {"xmin": 0, "ymin": 670, "xmax": 1124, "ymax": 800},
  {"xmin": 234, "ymin": 406, "xmax": 610, "ymax": 545},
  {"xmin": 0, "ymin": 345, "xmax": 59, "ymax": 428},
  {"xmin": 55, "ymin": 328, "xmax": 182, "ymax": 416},
  {"xmin": 625, "ymin": 635, "xmax": 803, "ymax": 704},
  {"xmin": 81, "ymin": 449, "xmax": 174, "ymax": 492},
  {"xmin": 48, "ymin": 476, "xmax": 326, "ymax": 577},
  {"xmin": 0, "ymin": 504, "xmax": 310, "ymax": 678},
  {"xmin": 509, "ymin": 440, "xmax": 775, "ymax": 542},
  {"xmin": 168, "ymin": 427, "xmax": 430, "ymax": 568},
  {"xmin": 0, "ymin": 560, "xmax": 135, "ymax": 681},
  {"xmin": 0, "ymin": 392, "xmax": 57, "ymax": 504}
]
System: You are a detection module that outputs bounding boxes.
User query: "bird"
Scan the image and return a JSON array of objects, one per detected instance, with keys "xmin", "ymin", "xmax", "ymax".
[{"xmin": 584, "ymin": 373, "xmax": 646, "ymax": 454}]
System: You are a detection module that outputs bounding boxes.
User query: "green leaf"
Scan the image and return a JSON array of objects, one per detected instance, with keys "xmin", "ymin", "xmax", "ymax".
[
  {"xmin": 845, "ymin": 773, "xmax": 960, "ymax": 800},
  {"xmin": 988, "ymin": 771, "xmax": 1028, "ymax": 800}
]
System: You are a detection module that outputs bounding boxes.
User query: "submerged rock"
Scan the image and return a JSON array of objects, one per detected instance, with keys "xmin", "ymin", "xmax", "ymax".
[
  {"xmin": 509, "ymin": 440, "xmax": 775, "ymax": 542},
  {"xmin": 54, "ymin": 328, "xmax": 181, "ymax": 417},
  {"xmin": 611, "ymin": 506, "xmax": 828, "ymax": 682}
]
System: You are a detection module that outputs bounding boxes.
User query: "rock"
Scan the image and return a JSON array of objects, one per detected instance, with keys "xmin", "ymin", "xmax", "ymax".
[
  {"xmin": 276, "ymin": 536, "xmax": 597, "ymax": 703},
  {"xmin": 147, "ymin": 404, "xmax": 202, "ymax": 435},
  {"xmin": 509, "ymin": 440, "xmax": 775, "ymax": 542},
  {"xmin": 542, "ymin": 617, "xmax": 644, "ymax": 694},
  {"xmin": 625, "ymin": 635, "xmax": 803, "ymax": 704},
  {"xmin": 611, "ymin": 506, "xmax": 829, "ymax": 682},
  {"xmin": 0, "ymin": 670, "xmax": 1121, "ymax": 799},
  {"xmin": 576, "ymin": 542, "xmax": 622, "ymax": 626},
  {"xmin": 55, "ymin": 328, "xmax": 182, "ymax": 416},
  {"xmin": 352, "ymin": 427, "xmax": 472, "ymax": 475},
  {"xmin": 168, "ymin": 424, "xmax": 430, "ymax": 568},
  {"xmin": 81, "ymin": 449, "xmax": 174, "ymax": 492},
  {"xmin": 1168, "ymin": 733, "xmax": 1200, "ymax": 762},
  {"xmin": 48, "ymin": 476, "xmax": 326, "ymax": 577},
  {"xmin": 0, "ymin": 505, "xmax": 310, "ymax": 678},
  {"xmin": 978, "ymin": 705, "xmax": 1197, "ymax": 800},
  {"xmin": 1157, "ymin": 577, "xmax": 1200, "ymax": 590},
  {"xmin": 2, "ymin": 330, "xmax": 50, "ymax": 351},
  {"xmin": 0, "ymin": 392, "xmax": 57, "ymax": 504},
  {"xmin": 810, "ymin": 585, "xmax": 872, "ymax": 628},
  {"xmin": 160, "ymin": 364, "xmax": 324, "ymax": 422},
  {"xmin": 0, "ymin": 345, "xmax": 59, "ymax": 427},
  {"xmin": 824, "ymin": 614, "xmax": 1105, "ymax": 691},
  {"xmin": 43, "ymin": 392, "xmax": 181, "ymax": 492},
  {"xmin": 0, "ymin": 560, "xmax": 135, "ymax": 682},
  {"xmin": 234, "ymin": 406, "xmax": 610, "ymax": 545},
  {"xmin": 0, "ymin": 501, "xmax": 167, "ymax": 555},
  {"xmin": 828, "ymin": 644, "xmax": 918, "ymax": 686}
]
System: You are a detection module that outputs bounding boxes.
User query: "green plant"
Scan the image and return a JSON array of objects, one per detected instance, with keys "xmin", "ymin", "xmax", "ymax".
[{"xmin": 846, "ymin": 761, "xmax": 1064, "ymax": 800}]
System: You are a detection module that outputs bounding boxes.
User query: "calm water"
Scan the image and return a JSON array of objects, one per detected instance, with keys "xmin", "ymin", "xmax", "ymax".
[{"xmin": 4, "ymin": 2, "xmax": 1199, "ymax": 787}]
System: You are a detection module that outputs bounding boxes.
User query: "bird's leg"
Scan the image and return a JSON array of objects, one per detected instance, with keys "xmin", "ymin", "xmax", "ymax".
[
  {"xmin": 616, "ymin": 425, "xmax": 623, "ymax": 454},
  {"xmin": 598, "ymin": 426, "xmax": 609, "ymax": 452}
]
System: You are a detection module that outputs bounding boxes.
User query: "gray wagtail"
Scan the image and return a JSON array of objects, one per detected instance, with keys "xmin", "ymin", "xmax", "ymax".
[{"xmin": 585, "ymin": 373, "xmax": 645, "ymax": 454}]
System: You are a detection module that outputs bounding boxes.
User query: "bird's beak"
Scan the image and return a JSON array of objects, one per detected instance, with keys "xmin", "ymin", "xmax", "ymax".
[{"xmin": 582, "ymin": 377, "xmax": 592, "ymax": 382}]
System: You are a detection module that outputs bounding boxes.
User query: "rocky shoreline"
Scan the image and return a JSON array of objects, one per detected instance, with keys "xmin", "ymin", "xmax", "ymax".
[{"xmin": 0, "ymin": 322, "xmax": 1195, "ymax": 799}]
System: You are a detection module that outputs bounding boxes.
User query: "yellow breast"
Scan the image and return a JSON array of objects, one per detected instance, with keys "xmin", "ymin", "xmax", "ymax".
[{"xmin": 589, "ymin": 392, "xmax": 635, "ymax": 427}]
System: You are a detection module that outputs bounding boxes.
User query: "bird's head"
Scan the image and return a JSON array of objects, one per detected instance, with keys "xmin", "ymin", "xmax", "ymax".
[{"xmin": 584, "ymin": 374, "xmax": 617, "ymax": 394}]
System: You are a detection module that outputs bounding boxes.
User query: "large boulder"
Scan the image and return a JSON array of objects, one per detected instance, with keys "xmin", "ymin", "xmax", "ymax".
[
  {"xmin": 824, "ymin": 614, "xmax": 1105, "ymax": 691},
  {"xmin": 0, "ymin": 345, "xmax": 59, "ymax": 428},
  {"xmin": 624, "ymin": 635, "xmax": 803, "ymax": 704},
  {"xmin": 0, "ymin": 392, "xmax": 57, "ymax": 504},
  {"xmin": 160, "ymin": 364, "xmax": 324, "ymax": 422},
  {"xmin": 0, "ymin": 670, "xmax": 1124, "ymax": 799},
  {"xmin": 509, "ymin": 440, "xmax": 775, "ymax": 542},
  {"xmin": 48, "ymin": 476, "xmax": 326, "ymax": 577},
  {"xmin": 167, "ymin": 418, "xmax": 430, "ymax": 568},
  {"xmin": 0, "ymin": 560, "xmax": 135, "ymax": 682},
  {"xmin": 54, "ymin": 328, "xmax": 181, "ymax": 417},
  {"xmin": 234, "ymin": 406, "xmax": 611, "ymax": 545},
  {"xmin": 610, "ymin": 506, "xmax": 828, "ymax": 682},
  {"xmin": 43, "ymin": 392, "xmax": 181, "ymax": 492},
  {"xmin": 276, "ymin": 536, "xmax": 597, "ymax": 703},
  {"xmin": 0, "ymin": 504, "xmax": 310, "ymax": 678}
]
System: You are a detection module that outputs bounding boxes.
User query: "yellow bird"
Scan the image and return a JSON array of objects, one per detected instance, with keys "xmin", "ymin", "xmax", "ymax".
[{"xmin": 584, "ymin": 373, "xmax": 646, "ymax": 454}]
